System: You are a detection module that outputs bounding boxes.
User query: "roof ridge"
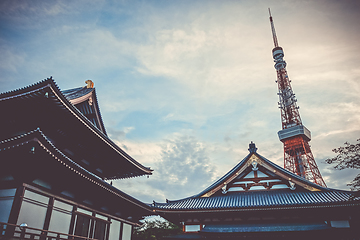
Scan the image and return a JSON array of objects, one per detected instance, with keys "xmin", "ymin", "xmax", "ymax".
[
  {"xmin": 91, "ymin": 88, "xmax": 107, "ymax": 135},
  {"xmin": 255, "ymin": 153, "xmax": 328, "ymax": 190},
  {"xmin": 0, "ymin": 77, "xmax": 56, "ymax": 98},
  {"xmin": 193, "ymin": 152, "xmax": 252, "ymax": 198},
  {"xmin": 189, "ymin": 147, "xmax": 328, "ymax": 199}
]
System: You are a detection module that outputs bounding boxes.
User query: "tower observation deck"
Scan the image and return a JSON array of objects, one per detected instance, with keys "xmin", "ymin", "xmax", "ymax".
[{"xmin": 268, "ymin": 9, "xmax": 326, "ymax": 187}]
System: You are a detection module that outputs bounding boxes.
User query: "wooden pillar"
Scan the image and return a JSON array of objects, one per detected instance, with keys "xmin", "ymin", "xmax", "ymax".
[
  {"xmin": 119, "ymin": 222, "xmax": 123, "ymax": 240},
  {"xmin": 68, "ymin": 206, "xmax": 77, "ymax": 236},
  {"xmin": 42, "ymin": 197, "xmax": 54, "ymax": 240},
  {"xmin": 105, "ymin": 218, "xmax": 111, "ymax": 240},
  {"xmin": 89, "ymin": 212, "xmax": 96, "ymax": 238}
]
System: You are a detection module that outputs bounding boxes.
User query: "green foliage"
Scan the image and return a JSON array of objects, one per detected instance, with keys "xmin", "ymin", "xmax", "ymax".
[
  {"xmin": 133, "ymin": 218, "xmax": 182, "ymax": 240},
  {"xmin": 325, "ymin": 139, "xmax": 360, "ymax": 190}
]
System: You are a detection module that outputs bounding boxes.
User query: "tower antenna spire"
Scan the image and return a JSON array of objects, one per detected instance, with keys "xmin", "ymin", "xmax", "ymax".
[
  {"xmin": 268, "ymin": 10, "xmax": 326, "ymax": 187},
  {"xmin": 268, "ymin": 8, "xmax": 279, "ymax": 48}
]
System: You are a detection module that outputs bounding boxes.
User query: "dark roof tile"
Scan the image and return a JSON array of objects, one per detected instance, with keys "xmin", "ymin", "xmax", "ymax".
[
  {"xmin": 153, "ymin": 190, "xmax": 358, "ymax": 211},
  {"xmin": 62, "ymin": 87, "xmax": 93, "ymax": 100}
]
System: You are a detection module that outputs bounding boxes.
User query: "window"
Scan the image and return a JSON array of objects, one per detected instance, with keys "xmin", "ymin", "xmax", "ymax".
[
  {"xmin": 108, "ymin": 219, "xmax": 121, "ymax": 240},
  {"xmin": 185, "ymin": 225, "xmax": 200, "ymax": 232},
  {"xmin": 0, "ymin": 188, "xmax": 16, "ymax": 222},
  {"xmin": 122, "ymin": 223, "xmax": 132, "ymax": 240},
  {"xmin": 11, "ymin": 188, "xmax": 121, "ymax": 240},
  {"xmin": 73, "ymin": 211, "xmax": 110, "ymax": 240},
  {"xmin": 17, "ymin": 190, "xmax": 49, "ymax": 233},
  {"xmin": 94, "ymin": 220, "xmax": 107, "ymax": 240},
  {"xmin": 330, "ymin": 221, "xmax": 350, "ymax": 228},
  {"xmin": 48, "ymin": 200, "xmax": 73, "ymax": 236},
  {"xmin": 74, "ymin": 214, "xmax": 91, "ymax": 239}
]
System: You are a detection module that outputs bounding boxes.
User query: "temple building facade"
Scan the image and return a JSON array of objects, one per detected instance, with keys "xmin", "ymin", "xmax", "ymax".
[
  {"xmin": 0, "ymin": 78, "xmax": 153, "ymax": 240},
  {"xmin": 152, "ymin": 143, "xmax": 360, "ymax": 239}
]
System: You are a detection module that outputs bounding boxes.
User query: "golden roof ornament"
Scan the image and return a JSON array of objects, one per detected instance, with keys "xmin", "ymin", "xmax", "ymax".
[{"xmin": 85, "ymin": 80, "xmax": 94, "ymax": 88}]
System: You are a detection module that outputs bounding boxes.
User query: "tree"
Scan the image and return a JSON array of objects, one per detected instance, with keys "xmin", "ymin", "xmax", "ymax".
[
  {"xmin": 325, "ymin": 138, "xmax": 360, "ymax": 191},
  {"xmin": 133, "ymin": 217, "xmax": 182, "ymax": 240}
]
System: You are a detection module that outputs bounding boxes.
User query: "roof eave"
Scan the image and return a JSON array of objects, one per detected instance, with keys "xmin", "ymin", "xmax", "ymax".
[
  {"xmin": 0, "ymin": 128, "xmax": 154, "ymax": 213},
  {"xmin": 0, "ymin": 77, "xmax": 153, "ymax": 178},
  {"xmin": 152, "ymin": 202, "xmax": 360, "ymax": 214}
]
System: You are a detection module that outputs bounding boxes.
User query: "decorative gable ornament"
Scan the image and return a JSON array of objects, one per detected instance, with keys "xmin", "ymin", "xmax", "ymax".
[
  {"xmin": 197, "ymin": 142, "xmax": 326, "ymax": 198},
  {"xmin": 289, "ymin": 181, "xmax": 296, "ymax": 190},
  {"xmin": 251, "ymin": 161, "xmax": 258, "ymax": 171},
  {"xmin": 222, "ymin": 184, "xmax": 228, "ymax": 194}
]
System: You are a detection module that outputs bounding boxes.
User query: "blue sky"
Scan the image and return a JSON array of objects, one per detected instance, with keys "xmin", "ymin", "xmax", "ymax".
[{"xmin": 1, "ymin": 0, "xmax": 360, "ymax": 203}]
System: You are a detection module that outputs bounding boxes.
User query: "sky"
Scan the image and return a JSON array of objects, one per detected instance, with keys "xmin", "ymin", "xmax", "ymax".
[{"xmin": 1, "ymin": 0, "xmax": 360, "ymax": 203}]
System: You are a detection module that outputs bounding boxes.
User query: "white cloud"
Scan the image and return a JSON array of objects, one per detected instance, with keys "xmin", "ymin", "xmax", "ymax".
[
  {"xmin": 114, "ymin": 134, "xmax": 216, "ymax": 202},
  {"xmin": 1, "ymin": 0, "xmax": 360, "ymax": 201},
  {"xmin": 0, "ymin": 46, "xmax": 25, "ymax": 72},
  {"xmin": 135, "ymin": 23, "xmax": 271, "ymax": 102}
]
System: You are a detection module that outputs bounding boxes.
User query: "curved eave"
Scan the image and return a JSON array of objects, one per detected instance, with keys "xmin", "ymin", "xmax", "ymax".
[
  {"xmin": 256, "ymin": 153, "xmax": 327, "ymax": 190},
  {"xmin": 152, "ymin": 203, "xmax": 360, "ymax": 214},
  {"xmin": 0, "ymin": 128, "xmax": 153, "ymax": 213},
  {"xmin": 63, "ymin": 87, "xmax": 107, "ymax": 136},
  {"xmin": 151, "ymin": 191, "xmax": 360, "ymax": 213},
  {"xmin": 62, "ymin": 86, "xmax": 92, "ymax": 102},
  {"xmin": 91, "ymin": 88, "xmax": 107, "ymax": 136},
  {"xmin": 0, "ymin": 77, "xmax": 153, "ymax": 179},
  {"xmin": 193, "ymin": 152, "xmax": 252, "ymax": 198}
]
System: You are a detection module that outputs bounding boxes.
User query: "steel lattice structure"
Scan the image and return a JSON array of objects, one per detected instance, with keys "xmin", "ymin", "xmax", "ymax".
[{"xmin": 268, "ymin": 9, "xmax": 326, "ymax": 187}]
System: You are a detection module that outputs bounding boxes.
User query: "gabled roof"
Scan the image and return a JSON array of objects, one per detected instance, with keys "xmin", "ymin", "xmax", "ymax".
[
  {"xmin": 0, "ymin": 77, "xmax": 152, "ymax": 179},
  {"xmin": 151, "ymin": 143, "xmax": 360, "ymax": 212},
  {"xmin": 62, "ymin": 83, "xmax": 107, "ymax": 135},
  {"xmin": 196, "ymin": 142, "xmax": 326, "ymax": 198}
]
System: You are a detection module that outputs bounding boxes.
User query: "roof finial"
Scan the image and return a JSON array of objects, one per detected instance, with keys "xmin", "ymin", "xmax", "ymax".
[
  {"xmin": 248, "ymin": 141, "xmax": 257, "ymax": 153},
  {"xmin": 85, "ymin": 80, "xmax": 94, "ymax": 88}
]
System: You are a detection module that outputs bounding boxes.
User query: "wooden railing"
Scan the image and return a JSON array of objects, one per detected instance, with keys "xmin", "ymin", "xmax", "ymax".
[{"xmin": 0, "ymin": 222, "xmax": 97, "ymax": 240}]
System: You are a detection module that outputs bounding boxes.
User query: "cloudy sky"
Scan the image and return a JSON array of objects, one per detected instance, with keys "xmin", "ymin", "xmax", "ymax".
[{"xmin": 1, "ymin": 0, "xmax": 359, "ymax": 203}]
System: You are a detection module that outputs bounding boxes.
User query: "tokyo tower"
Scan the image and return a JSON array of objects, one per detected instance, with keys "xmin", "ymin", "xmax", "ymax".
[{"xmin": 268, "ymin": 9, "xmax": 326, "ymax": 187}]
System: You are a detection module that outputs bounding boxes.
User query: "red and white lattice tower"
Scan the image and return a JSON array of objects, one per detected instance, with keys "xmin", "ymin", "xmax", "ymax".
[{"xmin": 268, "ymin": 9, "xmax": 326, "ymax": 187}]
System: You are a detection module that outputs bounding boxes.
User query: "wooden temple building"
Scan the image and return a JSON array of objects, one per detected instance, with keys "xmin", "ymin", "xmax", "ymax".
[
  {"xmin": 152, "ymin": 143, "xmax": 360, "ymax": 239},
  {"xmin": 0, "ymin": 78, "xmax": 154, "ymax": 240}
]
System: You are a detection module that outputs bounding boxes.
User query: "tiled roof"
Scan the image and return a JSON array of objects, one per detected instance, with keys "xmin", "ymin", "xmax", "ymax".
[
  {"xmin": 153, "ymin": 190, "xmax": 359, "ymax": 211},
  {"xmin": 0, "ymin": 128, "xmax": 153, "ymax": 214},
  {"xmin": 62, "ymin": 86, "xmax": 107, "ymax": 135},
  {"xmin": 194, "ymin": 151, "xmax": 326, "ymax": 198},
  {"xmin": 62, "ymin": 87, "xmax": 93, "ymax": 100},
  {"xmin": 0, "ymin": 77, "xmax": 153, "ymax": 179},
  {"xmin": 152, "ymin": 143, "xmax": 360, "ymax": 213}
]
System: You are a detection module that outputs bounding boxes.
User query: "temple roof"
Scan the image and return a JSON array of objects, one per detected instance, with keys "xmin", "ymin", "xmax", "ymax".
[
  {"xmin": 195, "ymin": 142, "xmax": 327, "ymax": 198},
  {"xmin": 152, "ymin": 190, "xmax": 356, "ymax": 212},
  {"xmin": 0, "ymin": 77, "xmax": 152, "ymax": 179},
  {"xmin": 62, "ymin": 86, "xmax": 93, "ymax": 100},
  {"xmin": 62, "ymin": 82, "xmax": 107, "ymax": 135},
  {"xmin": 151, "ymin": 143, "xmax": 360, "ymax": 212},
  {"xmin": 0, "ymin": 128, "xmax": 153, "ymax": 222}
]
